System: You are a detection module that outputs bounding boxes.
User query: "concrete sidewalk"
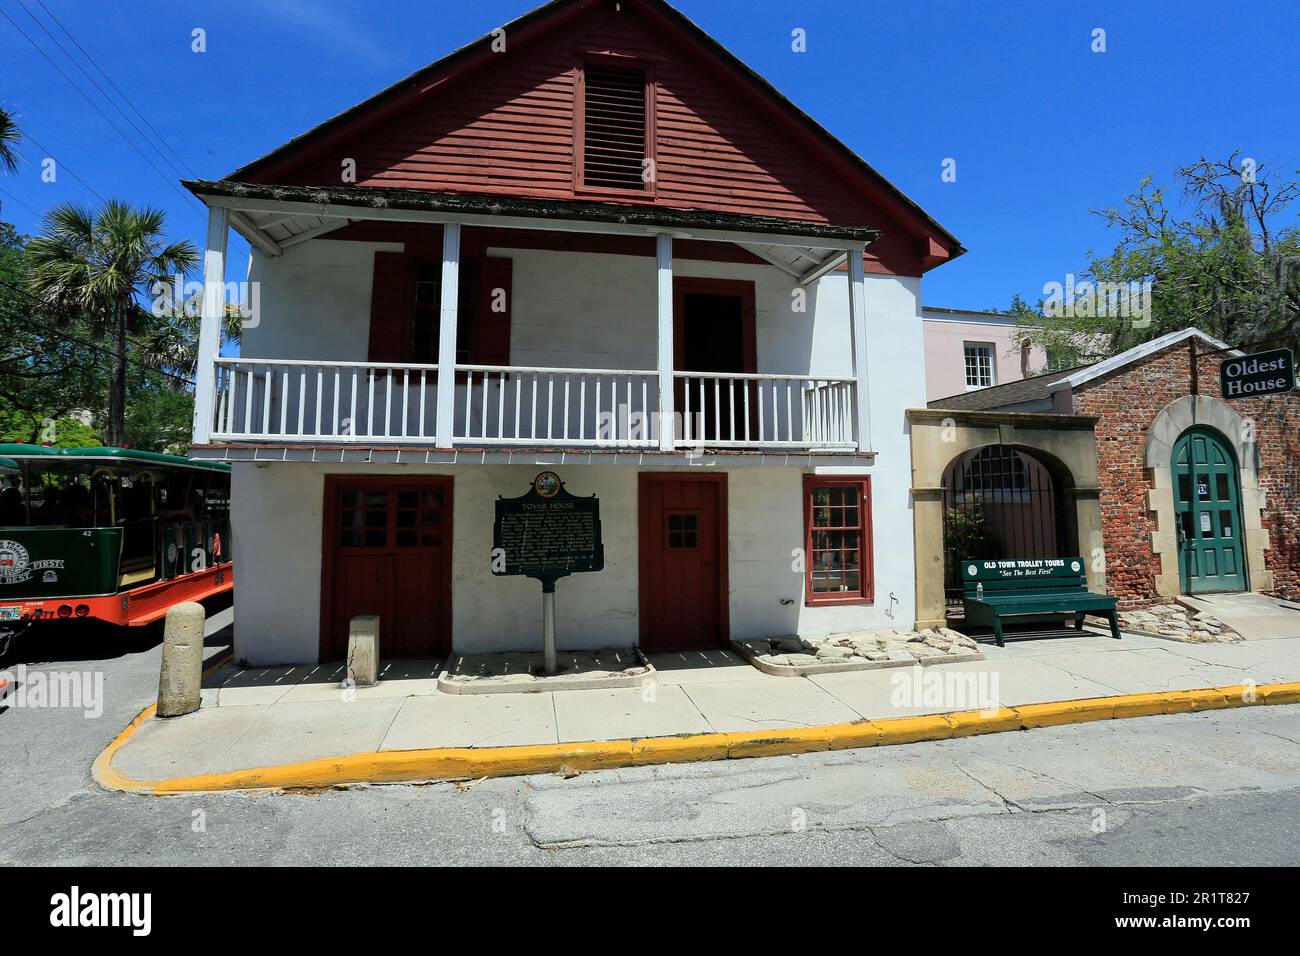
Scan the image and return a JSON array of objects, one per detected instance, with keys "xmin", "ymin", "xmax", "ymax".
[
  {"xmin": 1181, "ymin": 592, "xmax": 1300, "ymax": 641},
  {"xmin": 106, "ymin": 629, "xmax": 1300, "ymax": 786}
]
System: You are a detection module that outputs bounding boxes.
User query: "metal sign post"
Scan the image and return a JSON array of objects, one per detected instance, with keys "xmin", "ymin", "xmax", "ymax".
[
  {"xmin": 492, "ymin": 472, "xmax": 604, "ymax": 676},
  {"xmin": 541, "ymin": 580, "xmax": 557, "ymax": 675}
]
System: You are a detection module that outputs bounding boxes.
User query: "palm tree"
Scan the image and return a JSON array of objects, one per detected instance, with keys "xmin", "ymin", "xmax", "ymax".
[
  {"xmin": 0, "ymin": 106, "xmax": 20, "ymax": 173},
  {"xmin": 25, "ymin": 201, "xmax": 198, "ymax": 446}
]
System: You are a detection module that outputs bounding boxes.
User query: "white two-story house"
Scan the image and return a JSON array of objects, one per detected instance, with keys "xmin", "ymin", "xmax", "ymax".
[{"xmin": 187, "ymin": 0, "xmax": 963, "ymax": 666}]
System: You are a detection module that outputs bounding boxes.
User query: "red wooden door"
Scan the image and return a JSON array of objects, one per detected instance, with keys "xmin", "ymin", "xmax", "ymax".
[
  {"xmin": 322, "ymin": 477, "xmax": 452, "ymax": 660},
  {"xmin": 639, "ymin": 475, "xmax": 728, "ymax": 652}
]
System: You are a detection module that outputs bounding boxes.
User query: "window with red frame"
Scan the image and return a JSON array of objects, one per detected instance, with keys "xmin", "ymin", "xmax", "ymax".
[{"xmin": 803, "ymin": 476, "xmax": 873, "ymax": 605}]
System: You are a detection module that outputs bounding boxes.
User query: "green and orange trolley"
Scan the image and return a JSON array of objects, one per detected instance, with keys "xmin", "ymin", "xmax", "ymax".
[{"xmin": 0, "ymin": 445, "xmax": 233, "ymax": 659}]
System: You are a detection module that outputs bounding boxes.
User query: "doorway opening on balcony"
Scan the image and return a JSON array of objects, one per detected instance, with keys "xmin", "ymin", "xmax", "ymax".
[{"xmin": 673, "ymin": 277, "xmax": 756, "ymax": 445}]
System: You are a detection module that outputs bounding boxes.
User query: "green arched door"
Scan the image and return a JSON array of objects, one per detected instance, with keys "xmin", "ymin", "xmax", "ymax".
[{"xmin": 1172, "ymin": 427, "xmax": 1246, "ymax": 593}]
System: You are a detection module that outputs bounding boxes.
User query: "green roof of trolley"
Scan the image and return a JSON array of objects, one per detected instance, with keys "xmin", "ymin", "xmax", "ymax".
[
  {"xmin": 0, "ymin": 456, "xmax": 18, "ymax": 473},
  {"xmin": 0, "ymin": 445, "xmax": 231, "ymax": 473}
]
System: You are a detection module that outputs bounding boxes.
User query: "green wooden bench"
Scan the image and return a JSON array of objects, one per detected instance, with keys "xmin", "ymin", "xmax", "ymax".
[{"xmin": 961, "ymin": 557, "xmax": 1120, "ymax": 647}]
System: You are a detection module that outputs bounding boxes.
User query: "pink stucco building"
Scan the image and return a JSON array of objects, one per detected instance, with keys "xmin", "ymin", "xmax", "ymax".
[{"xmin": 922, "ymin": 307, "xmax": 1049, "ymax": 403}]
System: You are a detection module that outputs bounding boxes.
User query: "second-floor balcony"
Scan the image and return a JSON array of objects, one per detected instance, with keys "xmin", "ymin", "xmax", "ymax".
[
  {"xmin": 188, "ymin": 181, "xmax": 882, "ymax": 457},
  {"xmin": 210, "ymin": 358, "xmax": 858, "ymax": 450}
]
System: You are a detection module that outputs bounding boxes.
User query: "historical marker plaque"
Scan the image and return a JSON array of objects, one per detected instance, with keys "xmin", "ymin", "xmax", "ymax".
[{"xmin": 492, "ymin": 472, "xmax": 604, "ymax": 583}]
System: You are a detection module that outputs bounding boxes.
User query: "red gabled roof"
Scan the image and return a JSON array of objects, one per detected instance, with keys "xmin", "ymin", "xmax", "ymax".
[{"xmin": 225, "ymin": 0, "xmax": 963, "ymax": 275}]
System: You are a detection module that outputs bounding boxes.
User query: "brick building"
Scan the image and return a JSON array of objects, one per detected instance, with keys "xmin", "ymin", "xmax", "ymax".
[{"xmin": 930, "ymin": 328, "xmax": 1299, "ymax": 608}]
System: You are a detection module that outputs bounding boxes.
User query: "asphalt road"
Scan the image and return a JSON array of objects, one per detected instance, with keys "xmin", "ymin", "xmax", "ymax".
[{"xmin": 2, "ymin": 616, "xmax": 1299, "ymax": 866}]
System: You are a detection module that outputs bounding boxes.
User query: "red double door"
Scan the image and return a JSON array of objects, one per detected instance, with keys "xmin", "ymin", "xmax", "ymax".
[
  {"xmin": 321, "ymin": 476, "xmax": 452, "ymax": 660},
  {"xmin": 638, "ymin": 476, "xmax": 728, "ymax": 652}
]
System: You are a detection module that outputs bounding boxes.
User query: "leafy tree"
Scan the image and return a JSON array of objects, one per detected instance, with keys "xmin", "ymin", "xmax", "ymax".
[
  {"xmin": 0, "ymin": 105, "xmax": 20, "ymax": 173},
  {"xmin": 1016, "ymin": 152, "xmax": 1300, "ymax": 360},
  {"xmin": 0, "ymin": 222, "xmax": 105, "ymax": 441},
  {"xmin": 123, "ymin": 365, "xmax": 195, "ymax": 453},
  {"xmin": 25, "ymin": 201, "xmax": 198, "ymax": 446},
  {"xmin": 143, "ymin": 297, "xmax": 245, "ymax": 387}
]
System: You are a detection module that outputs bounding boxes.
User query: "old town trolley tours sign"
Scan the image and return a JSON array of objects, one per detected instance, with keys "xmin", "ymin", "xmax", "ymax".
[{"xmin": 491, "ymin": 472, "xmax": 604, "ymax": 673}]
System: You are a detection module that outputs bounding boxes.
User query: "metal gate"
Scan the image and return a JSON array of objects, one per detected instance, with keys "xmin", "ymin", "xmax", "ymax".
[{"xmin": 941, "ymin": 445, "xmax": 1067, "ymax": 610}]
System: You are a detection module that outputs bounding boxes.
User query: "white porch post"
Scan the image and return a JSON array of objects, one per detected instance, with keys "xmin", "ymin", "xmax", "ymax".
[
  {"xmin": 434, "ymin": 222, "xmax": 461, "ymax": 449},
  {"xmin": 656, "ymin": 233, "xmax": 675, "ymax": 451},
  {"xmin": 191, "ymin": 206, "xmax": 229, "ymax": 445},
  {"xmin": 847, "ymin": 246, "xmax": 872, "ymax": 451}
]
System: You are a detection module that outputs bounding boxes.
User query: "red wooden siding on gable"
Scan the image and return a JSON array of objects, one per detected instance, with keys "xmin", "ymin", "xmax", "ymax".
[{"xmin": 255, "ymin": 4, "xmax": 938, "ymax": 276}]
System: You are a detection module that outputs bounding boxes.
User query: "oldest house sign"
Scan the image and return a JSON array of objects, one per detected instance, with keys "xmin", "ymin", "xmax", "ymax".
[{"xmin": 1220, "ymin": 347, "xmax": 1296, "ymax": 400}]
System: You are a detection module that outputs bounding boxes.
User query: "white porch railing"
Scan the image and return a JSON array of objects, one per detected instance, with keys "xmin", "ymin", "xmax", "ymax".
[
  {"xmin": 455, "ymin": 365, "xmax": 660, "ymax": 446},
  {"xmin": 210, "ymin": 358, "xmax": 857, "ymax": 450},
  {"xmin": 212, "ymin": 358, "xmax": 442, "ymax": 442},
  {"xmin": 675, "ymin": 372, "xmax": 856, "ymax": 449}
]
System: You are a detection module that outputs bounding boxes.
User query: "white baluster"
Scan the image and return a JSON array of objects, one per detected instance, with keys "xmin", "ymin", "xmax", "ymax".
[
  {"xmin": 367, "ymin": 369, "xmax": 374, "ymax": 437},
  {"xmin": 402, "ymin": 369, "xmax": 410, "ymax": 438},
  {"xmin": 418, "ymin": 370, "xmax": 426, "ymax": 439},
  {"xmin": 333, "ymin": 368, "xmax": 341, "ymax": 437},
  {"xmin": 496, "ymin": 372, "xmax": 505, "ymax": 441},
  {"xmin": 463, "ymin": 370, "xmax": 473, "ymax": 439}
]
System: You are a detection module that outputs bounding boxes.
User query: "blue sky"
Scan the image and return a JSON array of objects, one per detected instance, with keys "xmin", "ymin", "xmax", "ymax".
[{"xmin": 1, "ymin": 0, "xmax": 1296, "ymax": 309}]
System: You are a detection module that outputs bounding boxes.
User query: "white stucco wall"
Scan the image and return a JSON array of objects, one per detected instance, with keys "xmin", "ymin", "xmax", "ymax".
[
  {"xmin": 231, "ymin": 459, "xmax": 916, "ymax": 666},
  {"xmin": 228, "ymin": 238, "xmax": 924, "ymax": 665},
  {"xmin": 245, "ymin": 239, "xmax": 404, "ymax": 360}
]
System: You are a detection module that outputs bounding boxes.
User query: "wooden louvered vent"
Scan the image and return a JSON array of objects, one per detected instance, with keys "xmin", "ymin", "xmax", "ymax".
[{"xmin": 582, "ymin": 64, "xmax": 648, "ymax": 190}]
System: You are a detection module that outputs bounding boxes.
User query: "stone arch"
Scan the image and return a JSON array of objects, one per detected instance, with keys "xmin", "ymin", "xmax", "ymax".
[
  {"xmin": 1143, "ymin": 394, "xmax": 1270, "ymax": 595},
  {"xmin": 907, "ymin": 409, "xmax": 1104, "ymax": 629},
  {"xmin": 940, "ymin": 443, "xmax": 1081, "ymax": 601}
]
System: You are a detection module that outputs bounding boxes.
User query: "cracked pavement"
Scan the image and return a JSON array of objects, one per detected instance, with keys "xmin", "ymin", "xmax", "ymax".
[{"xmin": 3, "ymin": 619, "xmax": 1299, "ymax": 865}]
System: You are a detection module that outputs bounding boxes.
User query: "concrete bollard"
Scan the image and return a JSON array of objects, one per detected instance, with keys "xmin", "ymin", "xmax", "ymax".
[
  {"xmin": 347, "ymin": 615, "xmax": 380, "ymax": 687},
  {"xmin": 157, "ymin": 602, "xmax": 205, "ymax": 718}
]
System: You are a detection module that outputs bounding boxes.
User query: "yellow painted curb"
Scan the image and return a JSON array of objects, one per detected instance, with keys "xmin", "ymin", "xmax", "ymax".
[
  {"xmin": 91, "ymin": 703, "xmax": 158, "ymax": 793},
  {"xmin": 1261, "ymin": 682, "xmax": 1300, "ymax": 706},
  {"xmin": 726, "ymin": 725, "xmax": 835, "ymax": 759},
  {"xmin": 946, "ymin": 706, "xmax": 1023, "ymax": 738},
  {"xmin": 1013, "ymin": 697, "xmax": 1116, "ymax": 728},
  {"xmin": 93, "ymin": 680, "xmax": 1300, "ymax": 796},
  {"xmin": 631, "ymin": 734, "xmax": 729, "ymax": 764},
  {"xmin": 873, "ymin": 714, "xmax": 955, "ymax": 745}
]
